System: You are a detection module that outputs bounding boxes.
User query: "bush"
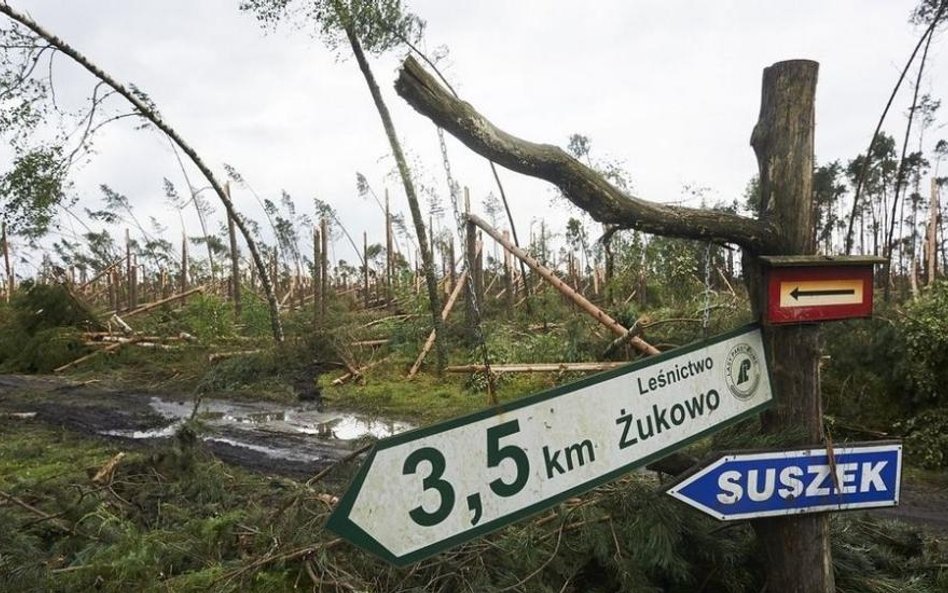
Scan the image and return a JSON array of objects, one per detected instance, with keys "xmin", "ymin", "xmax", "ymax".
[
  {"xmin": 897, "ymin": 408, "xmax": 948, "ymax": 469},
  {"xmin": 899, "ymin": 281, "xmax": 948, "ymax": 405},
  {"xmin": 0, "ymin": 283, "xmax": 96, "ymax": 373}
]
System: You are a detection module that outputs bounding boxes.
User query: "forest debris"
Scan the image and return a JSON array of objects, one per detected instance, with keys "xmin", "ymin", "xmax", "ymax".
[
  {"xmin": 92, "ymin": 452, "xmax": 126, "ymax": 485},
  {"xmin": 331, "ymin": 355, "xmax": 391, "ymax": 386},
  {"xmin": 208, "ymin": 349, "xmax": 263, "ymax": 363},
  {"xmin": 53, "ymin": 339, "xmax": 134, "ymax": 373},
  {"xmin": 109, "ymin": 313, "xmax": 134, "ymax": 334},
  {"xmin": 0, "ymin": 490, "xmax": 86, "ymax": 538},
  {"xmin": 349, "ymin": 339, "xmax": 390, "ymax": 347},
  {"xmin": 408, "ymin": 267, "xmax": 469, "ymax": 378},
  {"xmin": 312, "ymin": 493, "xmax": 339, "ymax": 507},
  {"xmin": 446, "ymin": 362, "xmax": 628, "ymax": 373},
  {"xmin": 359, "ymin": 313, "xmax": 416, "ymax": 328},
  {"xmin": 601, "ymin": 318, "xmax": 643, "ymax": 358},
  {"xmin": 467, "ymin": 213, "xmax": 660, "ymax": 356},
  {"xmin": 122, "ymin": 285, "xmax": 204, "ymax": 319}
]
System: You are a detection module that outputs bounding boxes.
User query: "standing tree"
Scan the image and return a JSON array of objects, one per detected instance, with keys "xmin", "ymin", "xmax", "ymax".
[
  {"xmin": 0, "ymin": 4, "xmax": 286, "ymax": 342},
  {"xmin": 241, "ymin": 0, "xmax": 447, "ymax": 371},
  {"xmin": 396, "ymin": 55, "xmax": 834, "ymax": 593}
]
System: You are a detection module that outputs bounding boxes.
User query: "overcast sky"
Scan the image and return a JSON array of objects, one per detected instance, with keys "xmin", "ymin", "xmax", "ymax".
[{"xmin": 9, "ymin": 1, "xmax": 947, "ymax": 271}]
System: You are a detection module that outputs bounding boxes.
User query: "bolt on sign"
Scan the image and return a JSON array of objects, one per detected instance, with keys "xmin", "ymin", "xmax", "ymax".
[
  {"xmin": 760, "ymin": 255, "xmax": 886, "ymax": 325},
  {"xmin": 327, "ymin": 324, "xmax": 774, "ymax": 565},
  {"xmin": 664, "ymin": 442, "xmax": 902, "ymax": 520}
]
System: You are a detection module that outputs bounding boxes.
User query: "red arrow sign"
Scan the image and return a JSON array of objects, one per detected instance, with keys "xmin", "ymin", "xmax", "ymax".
[{"xmin": 766, "ymin": 265, "xmax": 874, "ymax": 324}]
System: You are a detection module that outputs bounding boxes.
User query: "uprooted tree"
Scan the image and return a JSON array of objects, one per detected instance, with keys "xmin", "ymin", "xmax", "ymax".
[
  {"xmin": 395, "ymin": 55, "xmax": 833, "ymax": 593},
  {"xmin": 0, "ymin": 3, "xmax": 286, "ymax": 343}
]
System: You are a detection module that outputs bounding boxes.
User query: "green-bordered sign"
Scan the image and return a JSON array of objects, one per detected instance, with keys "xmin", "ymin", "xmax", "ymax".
[{"xmin": 327, "ymin": 324, "xmax": 773, "ymax": 565}]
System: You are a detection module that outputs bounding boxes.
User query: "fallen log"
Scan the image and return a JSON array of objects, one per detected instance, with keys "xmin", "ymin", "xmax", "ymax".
[
  {"xmin": 331, "ymin": 355, "xmax": 392, "ymax": 386},
  {"xmin": 407, "ymin": 267, "xmax": 469, "ymax": 378},
  {"xmin": 121, "ymin": 285, "xmax": 205, "ymax": 319},
  {"xmin": 54, "ymin": 340, "xmax": 134, "ymax": 373},
  {"xmin": 446, "ymin": 362, "xmax": 628, "ymax": 374},
  {"xmin": 109, "ymin": 313, "xmax": 134, "ymax": 334},
  {"xmin": 349, "ymin": 339, "xmax": 390, "ymax": 348},
  {"xmin": 467, "ymin": 214, "xmax": 660, "ymax": 357},
  {"xmin": 208, "ymin": 349, "xmax": 263, "ymax": 363}
]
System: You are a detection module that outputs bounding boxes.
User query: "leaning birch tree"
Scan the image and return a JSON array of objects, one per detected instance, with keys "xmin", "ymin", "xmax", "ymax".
[
  {"xmin": 241, "ymin": 0, "xmax": 447, "ymax": 371},
  {"xmin": 0, "ymin": 3, "xmax": 285, "ymax": 342}
]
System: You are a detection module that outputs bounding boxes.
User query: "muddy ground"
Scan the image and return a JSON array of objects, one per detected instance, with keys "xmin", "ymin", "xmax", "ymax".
[
  {"xmin": 1, "ymin": 373, "xmax": 946, "ymax": 533},
  {"xmin": 0, "ymin": 374, "xmax": 410, "ymax": 480}
]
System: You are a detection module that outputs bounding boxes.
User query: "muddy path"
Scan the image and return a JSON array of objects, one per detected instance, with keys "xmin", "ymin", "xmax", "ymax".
[
  {"xmin": 1, "ymin": 374, "xmax": 946, "ymax": 535},
  {"xmin": 0, "ymin": 374, "xmax": 411, "ymax": 480}
]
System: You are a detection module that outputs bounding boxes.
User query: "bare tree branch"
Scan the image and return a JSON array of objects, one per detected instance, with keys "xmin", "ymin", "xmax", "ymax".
[{"xmin": 395, "ymin": 56, "xmax": 776, "ymax": 252}]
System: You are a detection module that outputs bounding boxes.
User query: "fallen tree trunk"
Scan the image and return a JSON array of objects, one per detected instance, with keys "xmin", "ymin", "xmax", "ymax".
[
  {"xmin": 467, "ymin": 213, "xmax": 660, "ymax": 356},
  {"xmin": 54, "ymin": 340, "xmax": 134, "ymax": 373},
  {"xmin": 121, "ymin": 285, "xmax": 205, "ymax": 319},
  {"xmin": 395, "ymin": 56, "xmax": 775, "ymax": 252},
  {"xmin": 446, "ymin": 362, "xmax": 629, "ymax": 373},
  {"xmin": 408, "ymin": 267, "xmax": 470, "ymax": 378}
]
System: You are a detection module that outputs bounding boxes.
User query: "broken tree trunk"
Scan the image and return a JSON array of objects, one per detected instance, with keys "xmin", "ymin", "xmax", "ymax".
[
  {"xmin": 395, "ymin": 56, "xmax": 775, "ymax": 252},
  {"xmin": 80, "ymin": 258, "xmax": 123, "ymax": 291},
  {"xmin": 313, "ymin": 225, "xmax": 323, "ymax": 323},
  {"xmin": 467, "ymin": 213, "xmax": 660, "ymax": 356},
  {"xmin": 225, "ymin": 182, "xmax": 242, "ymax": 318},
  {"xmin": 446, "ymin": 362, "xmax": 627, "ymax": 374},
  {"xmin": 927, "ymin": 176, "xmax": 939, "ymax": 284},
  {"xmin": 122, "ymin": 285, "xmax": 204, "ymax": 320},
  {"xmin": 1, "ymin": 222, "xmax": 10, "ymax": 302},
  {"xmin": 408, "ymin": 266, "xmax": 471, "ymax": 379},
  {"xmin": 746, "ymin": 60, "xmax": 834, "ymax": 593}
]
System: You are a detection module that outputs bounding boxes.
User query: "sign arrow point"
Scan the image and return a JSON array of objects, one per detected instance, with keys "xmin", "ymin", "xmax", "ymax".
[{"xmin": 791, "ymin": 287, "xmax": 800, "ymax": 300}]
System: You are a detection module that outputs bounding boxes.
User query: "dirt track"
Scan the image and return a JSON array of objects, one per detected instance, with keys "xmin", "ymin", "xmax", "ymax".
[
  {"xmin": 1, "ymin": 374, "xmax": 946, "ymax": 534},
  {"xmin": 0, "ymin": 374, "xmax": 405, "ymax": 480}
]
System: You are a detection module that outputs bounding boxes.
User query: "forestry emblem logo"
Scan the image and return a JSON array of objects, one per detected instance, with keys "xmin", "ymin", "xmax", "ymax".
[{"xmin": 724, "ymin": 342, "xmax": 760, "ymax": 400}]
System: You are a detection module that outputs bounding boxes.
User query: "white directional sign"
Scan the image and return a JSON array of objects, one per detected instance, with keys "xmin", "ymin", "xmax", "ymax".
[{"xmin": 327, "ymin": 324, "xmax": 773, "ymax": 565}]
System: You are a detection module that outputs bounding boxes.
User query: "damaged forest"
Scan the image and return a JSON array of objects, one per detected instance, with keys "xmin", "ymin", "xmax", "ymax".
[{"xmin": 1, "ymin": 1, "xmax": 948, "ymax": 592}]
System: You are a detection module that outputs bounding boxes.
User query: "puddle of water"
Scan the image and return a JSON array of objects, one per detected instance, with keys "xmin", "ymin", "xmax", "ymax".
[
  {"xmin": 144, "ymin": 396, "xmax": 412, "ymax": 442},
  {"xmin": 323, "ymin": 417, "xmax": 415, "ymax": 440},
  {"xmin": 98, "ymin": 394, "xmax": 414, "ymax": 465},
  {"xmin": 103, "ymin": 421, "xmax": 184, "ymax": 439}
]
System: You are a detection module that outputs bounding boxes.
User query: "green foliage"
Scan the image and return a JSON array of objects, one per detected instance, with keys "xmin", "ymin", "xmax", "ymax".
[
  {"xmin": 183, "ymin": 294, "xmax": 237, "ymax": 342},
  {"xmin": 898, "ymin": 408, "xmax": 948, "ymax": 469},
  {"xmin": 0, "ymin": 283, "xmax": 96, "ymax": 372},
  {"xmin": 240, "ymin": 0, "xmax": 425, "ymax": 55},
  {"xmin": 0, "ymin": 146, "xmax": 68, "ymax": 238},
  {"xmin": 822, "ymin": 316, "xmax": 907, "ymax": 428},
  {"xmin": 899, "ymin": 281, "xmax": 948, "ymax": 404}
]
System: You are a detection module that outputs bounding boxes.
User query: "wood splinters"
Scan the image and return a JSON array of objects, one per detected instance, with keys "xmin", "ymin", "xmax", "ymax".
[{"xmin": 92, "ymin": 452, "xmax": 126, "ymax": 485}]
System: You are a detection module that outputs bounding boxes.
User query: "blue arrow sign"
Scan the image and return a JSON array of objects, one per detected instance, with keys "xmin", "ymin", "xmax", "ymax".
[{"xmin": 665, "ymin": 442, "xmax": 902, "ymax": 520}]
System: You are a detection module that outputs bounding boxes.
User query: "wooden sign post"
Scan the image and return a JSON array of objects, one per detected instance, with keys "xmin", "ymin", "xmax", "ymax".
[{"xmin": 746, "ymin": 60, "xmax": 835, "ymax": 592}]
